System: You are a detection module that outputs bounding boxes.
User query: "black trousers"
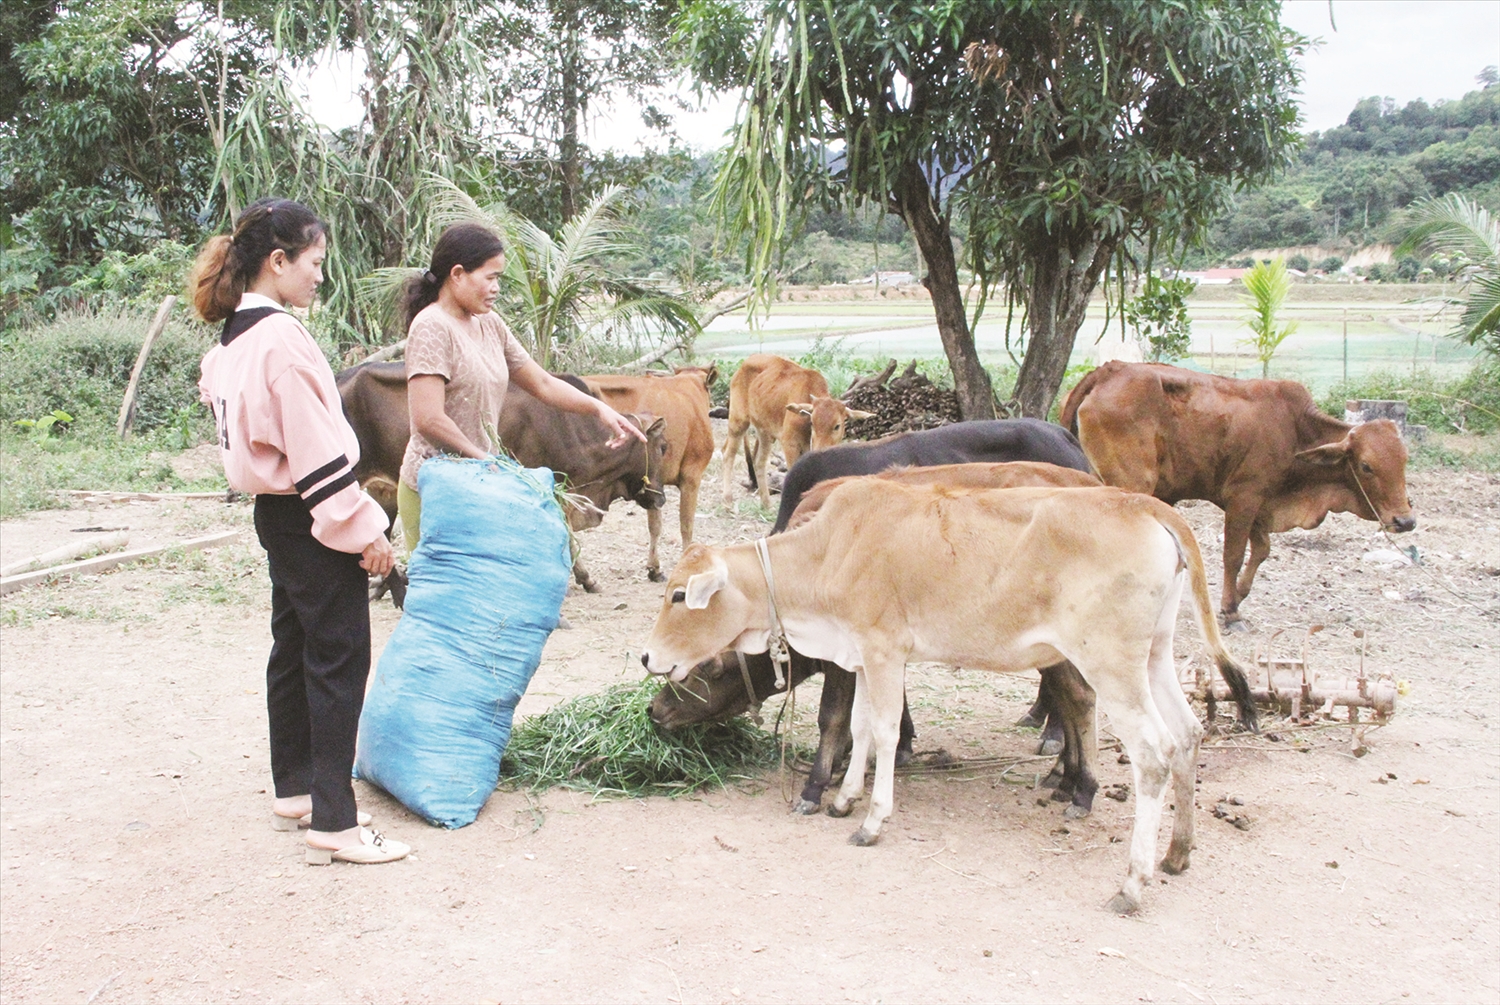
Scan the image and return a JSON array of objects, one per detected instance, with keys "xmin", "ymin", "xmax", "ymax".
[{"xmin": 254, "ymin": 494, "xmax": 370, "ymax": 832}]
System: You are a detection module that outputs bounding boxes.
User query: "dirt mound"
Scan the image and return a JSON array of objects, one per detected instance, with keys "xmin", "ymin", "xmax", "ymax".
[{"xmin": 842, "ymin": 359, "xmax": 962, "ymax": 439}]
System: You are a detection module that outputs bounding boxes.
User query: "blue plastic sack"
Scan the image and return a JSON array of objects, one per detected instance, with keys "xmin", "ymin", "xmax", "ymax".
[{"xmin": 355, "ymin": 456, "xmax": 571, "ymax": 828}]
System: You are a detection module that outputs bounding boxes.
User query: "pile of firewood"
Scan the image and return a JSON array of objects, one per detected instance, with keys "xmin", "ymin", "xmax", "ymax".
[{"xmin": 842, "ymin": 360, "xmax": 962, "ymax": 439}]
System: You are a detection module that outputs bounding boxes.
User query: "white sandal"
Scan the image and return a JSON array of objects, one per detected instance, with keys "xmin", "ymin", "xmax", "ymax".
[{"xmin": 306, "ymin": 827, "xmax": 410, "ymax": 866}]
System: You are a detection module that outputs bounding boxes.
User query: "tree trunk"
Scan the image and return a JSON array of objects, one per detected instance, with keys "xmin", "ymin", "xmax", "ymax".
[
  {"xmin": 1011, "ymin": 238, "xmax": 1113, "ymax": 419},
  {"xmin": 897, "ymin": 170, "xmax": 995, "ymax": 421},
  {"xmin": 558, "ymin": 1, "xmax": 580, "ymax": 222}
]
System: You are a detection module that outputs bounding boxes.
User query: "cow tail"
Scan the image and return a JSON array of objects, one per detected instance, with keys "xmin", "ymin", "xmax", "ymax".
[
  {"xmin": 1057, "ymin": 365, "xmax": 1105, "ymax": 436},
  {"xmin": 1154, "ymin": 506, "xmax": 1260, "ymax": 733},
  {"xmin": 743, "ymin": 437, "xmax": 757, "ymax": 491}
]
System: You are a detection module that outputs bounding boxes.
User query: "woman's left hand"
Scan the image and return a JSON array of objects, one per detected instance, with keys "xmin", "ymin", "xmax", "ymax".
[{"xmin": 599, "ymin": 403, "xmax": 648, "ymax": 448}]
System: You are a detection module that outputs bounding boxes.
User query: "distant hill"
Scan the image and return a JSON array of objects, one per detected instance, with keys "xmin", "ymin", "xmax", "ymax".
[{"xmin": 1200, "ymin": 78, "xmax": 1500, "ymax": 268}]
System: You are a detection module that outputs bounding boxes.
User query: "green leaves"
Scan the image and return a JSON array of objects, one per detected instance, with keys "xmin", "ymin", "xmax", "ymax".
[
  {"xmin": 1239, "ymin": 258, "xmax": 1297, "ymax": 377},
  {"xmin": 1398, "ymin": 194, "xmax": 1500, "ymax": 356}
]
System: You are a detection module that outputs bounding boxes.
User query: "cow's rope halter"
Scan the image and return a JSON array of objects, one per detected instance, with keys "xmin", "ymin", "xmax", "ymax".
[
  {"xmin": 753, "ymin": 537, "xmax": 791, "ymax": 690},
  {"xmin": 1348, "ymin": 456, "xmax": 1490, "ymax": 614}
]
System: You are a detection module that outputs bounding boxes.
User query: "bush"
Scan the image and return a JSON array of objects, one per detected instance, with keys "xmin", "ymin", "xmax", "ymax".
[
  {"xmin": 1317, "ymin": 256, "xmax": 1345, "ymax": 273},
  {"xmin": 1318, "ymin": 359, "xmax": 1500, "ymax": 435},
  {"xmin": 0, "ymin": 307, "xmax": 215, "ymax": 433},
  {"xmin": 1287, "ymin": 253, "xmax": 1311, "ymax": 272}
]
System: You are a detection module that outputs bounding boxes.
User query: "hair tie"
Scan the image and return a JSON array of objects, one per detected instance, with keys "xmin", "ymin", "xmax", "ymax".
[{"xmin": 424, "ymin": 270, "xmax": 438, "ymax": 285}]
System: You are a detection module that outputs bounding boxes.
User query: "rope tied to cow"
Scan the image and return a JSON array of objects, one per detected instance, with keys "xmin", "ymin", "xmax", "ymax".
[
  {"xmin": 755, "ymin": 535, "xmax": 807, "ymax": 802},
  {"xmin": 1349, "ymin": 461, "xmax": 1496, "ymax": 617}
]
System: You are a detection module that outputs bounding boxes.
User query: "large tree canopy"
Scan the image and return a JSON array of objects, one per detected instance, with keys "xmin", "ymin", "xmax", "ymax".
[{"xmin": 687, "ymin": 0, "xmax": 1305, "ymax": 417}]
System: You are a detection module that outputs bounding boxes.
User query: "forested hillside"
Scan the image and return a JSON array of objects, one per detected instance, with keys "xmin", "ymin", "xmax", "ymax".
[{"xmin": 1203, "ymin": 75, "xmax": 1500, "ymax": 263}]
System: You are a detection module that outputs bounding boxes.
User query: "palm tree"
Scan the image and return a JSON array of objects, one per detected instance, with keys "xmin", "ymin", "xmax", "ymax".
[
  {"xmin": 1397, "ymin": 194, "xmax": 1500, "ymax": 357},
  {"xmin": 1240, "ymin": 258, "xmax": 1298, "ymax": 378},
  {"xmin": 420, "ymin": 177, "xmax": 701, "ymax": 371}
]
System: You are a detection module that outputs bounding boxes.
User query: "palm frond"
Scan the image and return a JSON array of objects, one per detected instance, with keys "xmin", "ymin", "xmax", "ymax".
[{"xmin": 1396, "ymin": 194, "xmax": 1500, "ymax": 267}]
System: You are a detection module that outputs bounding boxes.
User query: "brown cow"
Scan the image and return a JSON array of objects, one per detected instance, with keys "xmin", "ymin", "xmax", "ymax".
[
  {"xmin": 1059, "ymin": 361, "xmax": 1415, "ymax": 624},
  {"xmin": 336, "ymin": 361, "xmax": 667, "ymax": 593},
  {"xmin": 584, "ymin": 366, "xmax": 717, "ymax": 581},
  {"xmin": 719, "ymin": 354, "xmax": 872, "ymax": 510}
]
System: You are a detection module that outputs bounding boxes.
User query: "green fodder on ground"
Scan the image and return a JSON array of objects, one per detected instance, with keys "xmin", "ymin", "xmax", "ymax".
[{"xmin": 501, "ymin": 679, "xmax": 786, "ymax": 797}]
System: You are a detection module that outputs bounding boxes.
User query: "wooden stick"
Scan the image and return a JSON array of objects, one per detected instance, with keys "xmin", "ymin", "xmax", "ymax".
[
  {"xmin": 0, "ymin": 531, "xmax": 240, "ymax": 596},
  {"xmin": 363, "ymin": 339, "xmax": 407, "ymax": 364},
  {"xmin": 116, "ymin": 295, "xmax": 178, "ymax": 439},
  {"xmin": 63, "ymin": 490, "xmax": 230, "ymax": 501},
  {"xmin": 0, "ymin": 532, "xmax": 129, "ymax": 577}
]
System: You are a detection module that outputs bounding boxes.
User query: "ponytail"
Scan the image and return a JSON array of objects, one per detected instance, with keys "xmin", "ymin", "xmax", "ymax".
[
  {"xmin": 189, "ymin": 198, "xmax": 327, "ymax": 323},
  {"xmin": 402, "ymin": 223, "xmax": 506, "ymax": 330}
]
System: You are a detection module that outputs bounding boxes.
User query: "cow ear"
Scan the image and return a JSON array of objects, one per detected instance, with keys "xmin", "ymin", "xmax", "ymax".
[
  {"xmin": 647, "ymin": 416, "xmax": 666, "ymax": 435},
  {"xmin": 704, "ymin": 363, "xmax": 720, "ymax": 387},
  {"xmin": 786, "ymin": 402, "xmax": 813, "ymax": 418},
  {"xmin": 683, "ymin": 558, "xmax": 728, "ymax": 609},
  {"xmin": 846, "ymin": 409, "xmax": 874, "ymax": 421},
  {"xmin": 1295, "ymin": 441, "xmax": 1349, "ymax": 466}
]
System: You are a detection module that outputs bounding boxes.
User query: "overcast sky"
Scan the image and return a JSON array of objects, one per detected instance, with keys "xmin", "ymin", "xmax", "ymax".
[{"xmin": 304, "ymin": 1, "xmax": 1500, "ymax": 153}]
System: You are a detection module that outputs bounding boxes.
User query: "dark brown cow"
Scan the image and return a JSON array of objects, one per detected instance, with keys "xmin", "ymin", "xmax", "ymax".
[
  {"xmin": 336, "ymin": 360, "xmax": 668, "ymax": 593},
  {"xmin": 1060, "ymin": 361, "xmax": 1415, "ymax": 623},
  {"xmin": 583, "ymin": 366, "xmax": 717, "ymax": 581}
]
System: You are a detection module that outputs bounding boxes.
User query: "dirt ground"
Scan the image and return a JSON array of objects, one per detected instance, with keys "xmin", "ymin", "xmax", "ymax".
[{"xmin": 2, "ymin": 445, "xmax": 1498, "ymax": 1004}]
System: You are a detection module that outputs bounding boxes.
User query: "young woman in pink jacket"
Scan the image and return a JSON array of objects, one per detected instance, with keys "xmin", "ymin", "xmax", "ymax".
[{"xmin": 193, "ymin": 198, "xmax": 408, "ymax": 865}]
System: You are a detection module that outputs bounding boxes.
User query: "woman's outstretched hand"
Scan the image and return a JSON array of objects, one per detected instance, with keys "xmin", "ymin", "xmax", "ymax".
[
  {"xmin": 361, "ymin": 535, "xmax": 395, "ymax": 576},
  {"xmin": 599, "ymin": 403, "xmax": 648, "ymax": 449}
]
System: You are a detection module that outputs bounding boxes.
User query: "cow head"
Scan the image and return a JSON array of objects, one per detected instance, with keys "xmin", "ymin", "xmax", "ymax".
[
  {"xmin": 650, "ymin": 649, "xmax": 819, "ymax": 730},
  {"xmin": 786, "ymin": 395, "xmax": 875, "ymax": 451},
  {"xmin": 624, "ymin": 413, "xmax": 669, "ymax": 510},
  {"xmin": 1294, "ymin": 419, "xmax": 1416, "ymax": 533},
  {"xmin": 641, "ymin": 543, "xmax": 766, "ymax": 682}
]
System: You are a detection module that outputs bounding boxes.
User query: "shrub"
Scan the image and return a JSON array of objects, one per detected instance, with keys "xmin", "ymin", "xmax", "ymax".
[
  {"xmin": 1319, "ymin": 359, "xmax": 1500, "ymax": 435},
  {"xmin": 0, "ymin": 307, "xmax": 214, "ymax": 433},
  {"xmin": 1287, "ymin": 253, "xmax": 1311, "ymax": 272},
  {"xmin": 1318, "ymin": 256, "xmax": 1345, "ymax": 273}
]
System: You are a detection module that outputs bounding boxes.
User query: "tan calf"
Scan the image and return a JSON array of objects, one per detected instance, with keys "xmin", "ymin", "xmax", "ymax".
[
  {"xmin": 719, "ymin": 354, "xmax": 871, "ymax": 509},
  {"xmin": 585, "ymin": 366, "xmax": 718, "ymax": 580},
  {"xmin": 642, "ymin": 482, "xmax": 1257, "ymax": 914}
]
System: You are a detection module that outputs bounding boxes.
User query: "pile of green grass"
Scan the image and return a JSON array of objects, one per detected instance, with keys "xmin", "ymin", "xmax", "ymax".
[{"xmin": 500, "ymin": 679, "xmax": 784, "ymax": 797}]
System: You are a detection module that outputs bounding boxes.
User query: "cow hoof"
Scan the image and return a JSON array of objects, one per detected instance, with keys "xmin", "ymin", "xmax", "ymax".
[
  {"xmin": 1221, "ymin": 615, "xmax": 1248, "ymax": 633},
  {"xmin": 826, "ymin": 801, "xmax": 855, "ymax": 819},
  {"xmin": 1050, "ymin": 787, "xmax": 1072, "ymax": 803},
  {"xmin": 790, "ymin": 799, "xmax": 821, "ymax": 816},
  {"xmin": 647, "ymin": 569, "xmax": 665, "ymax": 583},
  {"xmin": 1159, "ymin": 849, "xmax": 1191, "ymax": 875},
  {"xmin": 582, "ymin": 581, "xmax": 602, "ymax": 594},
  {"xmin": 1037, "ymin": 738, "xmax": 1064, "ymax": 756},
  {"xmin": 848, "ymin": 827, "xmax": 880, "ymax": 847},
  {"xmin": 1106, "ymin": 891, "xmax": 1141, "ymax": 916},
  {"xmin": 895, "ymin": 748, "xmax": 914, "ymax": 768},
  {"xmin": 1014, "ymin": 710, "xmax": 1044, "ymax": 728},
  {"xmin": 1063, "ymin": 803, "xmax": 1091, "ymax": 821}
]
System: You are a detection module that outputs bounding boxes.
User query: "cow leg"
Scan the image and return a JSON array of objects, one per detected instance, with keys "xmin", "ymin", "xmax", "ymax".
[
  {"xmin": 829, "ymin": 669, "xmax": 875, "ymax": 820},
  {"xmin": 645, "ymin": 506, "xmax": 664, "ymax": 582},
  {"xmin": 719, "ymin": 422, "xmax": 748, "ymax": 507},
  {"xmin": 1036, "ymin": 673, "xmax": 1065, "ymax": 756},
  {"xmin": 847, "ymin": 656, "xmax": 907, "ymax": 846},
  {"xmin": 795, "ymin": 665, "xmax": 855, "ymax": 815},
  {"xmin": 1147, "ymin": 580, "xmax": 1203, "ymax": 876},
  {"xmin": 571, "ymin": 556, "xmax": 601, "ymax": 594},
  {"xmin": 1043, "ymin": 662, "xmax": 1099, "ymax": 819},
  {"xmin": 1234, "ymin": 517, "xmax": 1273, "ymax": 603},
  {"xmin": 1219, "ymin": 506, "xmax": 1258, "ymax": 628},
  {"xmin": 1085, "ymin": 660, "xmax": 1173, "ymax": 915},
  {"xmin": 751, "ymin": 429, "xmax": 775, "ymax": 510},
  {"xmin": 677, "ymin": 474, "xmax": 701, "ymax": 547}
]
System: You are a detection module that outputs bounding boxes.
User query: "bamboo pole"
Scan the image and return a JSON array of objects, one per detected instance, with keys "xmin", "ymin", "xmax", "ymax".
[
  {"xmin": 0, "ymin": 531, "xmax": 240, "ymax": 596},
  {"xmin": 117, "ymin": 295, "xmax": 178, "ymax": 439}
]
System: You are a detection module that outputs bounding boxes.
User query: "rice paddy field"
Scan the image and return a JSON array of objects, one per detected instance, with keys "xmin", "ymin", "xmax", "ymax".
[{"xmin": 698, "ymin": 282, "xmax": 1480, "ymax": 394}]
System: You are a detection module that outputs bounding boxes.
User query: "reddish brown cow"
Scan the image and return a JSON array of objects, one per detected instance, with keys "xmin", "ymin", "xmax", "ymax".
[
  {"xmin": 584, "ymin": 366, "xmax": 718, "ymax": 580},
  {"xmin": 719, "ymin": 354, "xmax": 872, "ymax": 510},
  {"xmin": 1060, "ymin": 361, "xmax": 1415, "ymax": 623}
]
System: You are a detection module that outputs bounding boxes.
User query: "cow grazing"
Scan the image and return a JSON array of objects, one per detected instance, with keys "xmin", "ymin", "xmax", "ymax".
[
  {"xmin": 653, "ymin": 460, "xmax": 1106, "ymax": 816},
  {"xmin": 584, "ymin": 366, "xmax": 717, "ymax": 581},
  {"xmin": 1060, "ymin": 362, "xmax": 1415, "ymax": 624},
  {"xmin": 642, "ymin": 481, "xmax": 1257, "ymax": 914},
  {"xmin": 336, "ymin": 360, "xmax": 668, "ymax": 593},
  {"xmin": 719, "ymin": 354, "xmax": 872, "ymax": 510}
]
